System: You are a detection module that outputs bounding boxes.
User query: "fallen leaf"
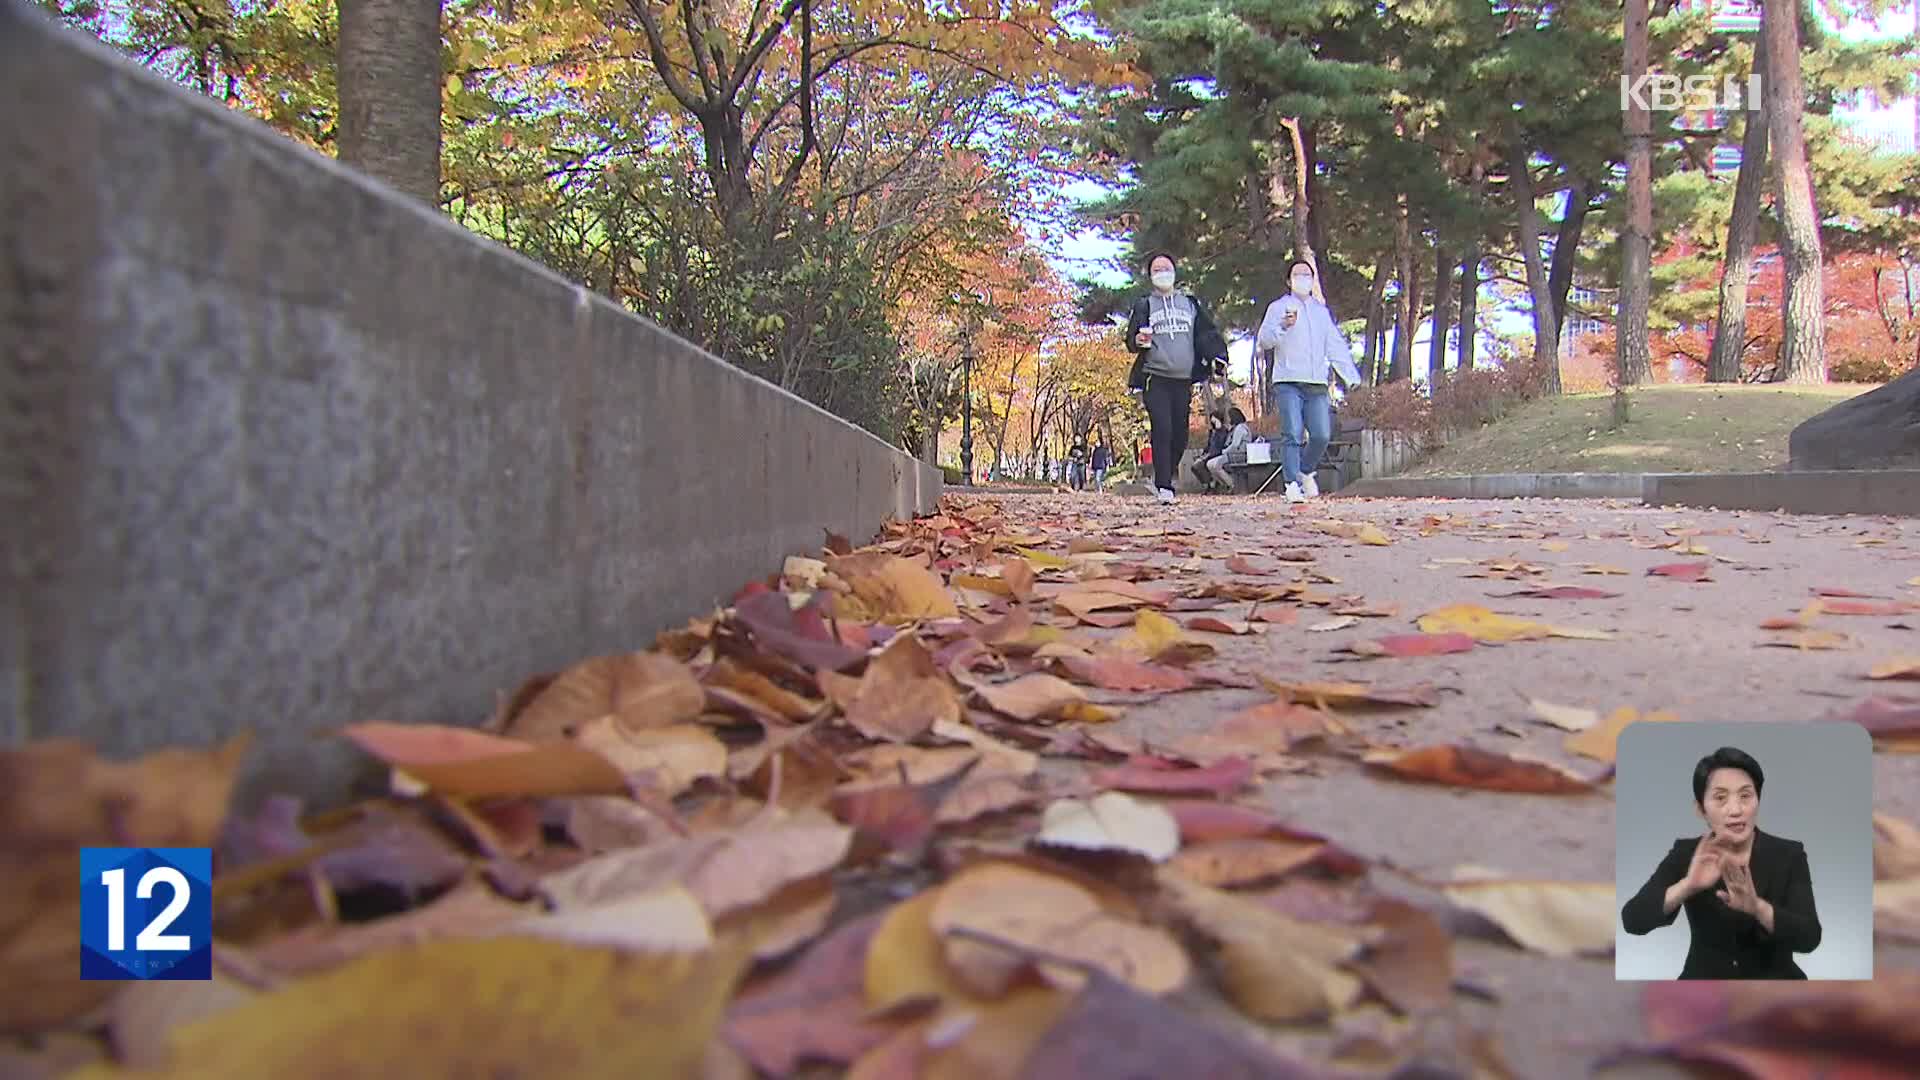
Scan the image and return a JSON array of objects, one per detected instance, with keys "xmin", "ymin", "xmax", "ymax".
[
  {"xmin": 1527, "ymin": 699, "xmax": 1600, "ymax": 732},
  {"xmin": 1824, "ymin": 599, "xmax": 1916, "ymax": 617},
  {"xmin": 734, "ymin": 590, "xmax": 867, "ymax": 673},
  {"xmin": 973, "ymin": 674, "xmax": 1113, "ymax": 724},
  {"xmin": 1185, "ymin": 615, "xmax": 1258, "ymax": 635},
  {"xmin": 1416, "ymin": 604, "xmax": 1609, "ymax": 643},
  {"xmin": 1364, "ymin": 746, "xmax": 1597, "ymax": 794},
  {"xmin": 1262, "ymin": 678, "xmax": 1441, "ymax": 709},
  {"xmin": 831, "ymin": 757, "xmax": 983, "ymax": 852},
  {"xmin": 935, "ymin": 774, "xmax": 1040, "ymax": 826},
  {"xmin": 1044, "ymin": 653, "xmax": 1198, "ymax": 692},
  {"xmin": 1157, "ymin": 870, "xmax": 1371, "ymax": 1023},
  {"xmin": 1178, "ymin": 700, "xmax": 1342, "ymax": 758},
  {"xmin": 1440, "ymin": 878, "xmax": 1615, "ymax": 957},
  {"xmin": 1494, "ymin": 585, "xmax": 1622, "ymax": 600},
  {"xmin": 505, "ymin": 652, "xmax": 707, "ymax": 740},
  {"xmin": 1821, "ymin": 696, "xmax": 1920, "ymax": 745},
  {"xmin": 1308, "ymin": 615, "xmax": 1361, "ymax": 633},
  {"xmin": 841, "ymin": 634, "xmax": 962, "ymax": 742},
  {"xmin": 1033, "ymin": 792, "xmax": 1181, "ymax": 862},
  {"xmin": 1122, "ymin": 610, "xmax": 1216, "ymax": 664},
  {"xmin": 540, "ymin": 819, "xmax": 853, "ymax": 921},
  {"xmin": 930, "ymin": 861, "xmax": 1189, "ymax": 997},
  {"xmin": 1090, "ymin": 755, "xmax": 1255, "ymax": 797},
  {"xmin": 864, "ymin": 889, "xmax": 990, "ymax": 1012},
  {"xmin": 109, "ymin": 975, "xmax": 256, "ymax": 1069},
  {"xmin": 1647, "ymin": 562, "xmax": 1712, "ymax": 583},
  {"xmin": 1167, "ymin": 836, "xmax": 1333, "ymax": 889},
  {"xmin": 340, "ymin": 723, "xmax": 630, "ymax": 798},
  {"xmin": 510, "ymin": 884, "xmax": 714, "ymax": 952},
  {"xmin": 1868, "ymin": 657, "xmax": 1920, "ymax": 680},
  {"xmin": 574, "ymin": 719, "xmax": 727, "ymax": 795},
  {"xmin": 1564, "ymin": 707, "xmax": 1681, "ymax": 764},
  {"xmin": 1876, "ymin": 878, "xmax": 1920, "ymax": 943},
  {"xmin": 1225, "ymin": 556, "xmax": 1268, "ymax": 575},
  {"xmin": 1013, "ymin": 964, "xmax": 1322, "ymax": 1079},
  {"xmin": 242, "ymin": 881, "xmax": 535, "ymax": 976},
  {"xmin": 1580, "ymin": 563, "xmax": 1631, "ymax": 576},
  {"xmin": 1759, "ymin": 599, "xmax": 1827, "ymax": 630},
  {"xmin": 1873, "ymin": 812, "xmax": 1920, "ymax": 881},
  {"xmin": 1760, "ymin": 629, "xmax": 1856, "ymax": 651},
  {"xmin": 1346, "ymin": 633, "xmax": 1476, "ymax": 658},
  {"xmin": 1634, "ymin": 974, "xmax": 1920, "ymax": 1078},
  {"xmin": 914, "ymin": 985, "xmax": 1073, "ymax": 1080},
  {"xmin": 725, "ymin": 912, "xmax": 907, "ymax": 1077},
  {"xmin": 705, "ymin": 658, "xmax": 826, "ymax": 723},
  {"xmin": 832, "ymin": 552, "xmax": 961, "ymax": 622},
  {"xmin": 998, "ymin": 557, "xmax": 1036, "ymax": 601},
  {"xmin": 69, "ymin": 937, "xmax": 753, "ymax": 1079}
]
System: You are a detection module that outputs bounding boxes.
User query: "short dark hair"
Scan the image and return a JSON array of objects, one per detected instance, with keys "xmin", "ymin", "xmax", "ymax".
[
  {"xmin": 1144, "ymin": 251, "xmax": 1177, "ymax": 272},
  {"xmin": 1228, "ymin": 407, "xmax": 1247, "ymax": 425},
  {"xmin": 1692, "ymin": 746, "xmax": 1764, "ymax": 806}
]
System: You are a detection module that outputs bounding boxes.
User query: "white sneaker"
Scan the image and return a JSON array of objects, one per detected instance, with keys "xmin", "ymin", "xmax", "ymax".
[
  {"xmin": 1300, "ymin": 473, "xmax": 1320, "ymax": 499},
  {"xmin": 1156, "ymin": 487, "xmax": 1176, "ymax": 504},
  {"xmin": 1284, "ymin": 481, "xmax": 1305, "ymax": 504}
]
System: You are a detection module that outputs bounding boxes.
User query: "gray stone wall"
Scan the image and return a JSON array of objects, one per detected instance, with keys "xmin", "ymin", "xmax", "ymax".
[{"xmin": 1, "ymin": 6, "xmax": 939, "ymax": 804}]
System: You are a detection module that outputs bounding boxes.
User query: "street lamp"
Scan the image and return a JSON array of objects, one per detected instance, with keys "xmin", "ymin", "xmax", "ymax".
[{"xmin": 959, "ymin": 320, "xmax": 976, "ymax": 486}]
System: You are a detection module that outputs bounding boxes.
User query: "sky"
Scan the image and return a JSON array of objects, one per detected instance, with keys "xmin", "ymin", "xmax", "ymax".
[{"xmin": 1031, "ymin": 6, "xmax": 1920, "ymax": 381}]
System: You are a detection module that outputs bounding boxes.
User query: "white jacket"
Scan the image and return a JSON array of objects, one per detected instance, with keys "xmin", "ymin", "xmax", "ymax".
[{"xmin": 1257, "ymin": 295, "xmax": 1361, "ymax": 387}]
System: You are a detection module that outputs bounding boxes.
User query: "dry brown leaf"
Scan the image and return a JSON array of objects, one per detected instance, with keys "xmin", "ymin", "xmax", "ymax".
[
  {"xmin": 973, "ymin": 674, "xmax": 1114, "ymax": 724},
  {"xmin": 1439, "ymin": 878, "xmax": 1615, "ymax": 957},
  {"xmin": 1307, "ymin": 615, "xmax": 1361, "ymax": 633},
  {"xmin": 1261, "ymin": 678, "xmax": 1440, "ymax": 710},
  {"xmin": 929, "ymin": 861, "xmax": 1189, "ymax": 998},
  {"xmin": 1760, "ymin": 629, "xmax": 1856, "ymax": 651},
  {"xmin": 1167, "ymin": 836, "xmax": 1331, "ymax": 889},
  {"xmin": 1415, "ymin": 604, "xmax": 1610, "ymax": 643},
  {"xmin": 1869, "ymin": 657, "xmax": 1920, "ymax": 680},
  {"xmin": 842, "ymin": 634, "xmax": 962, "ymax": 742},
  {"xmin": 1034, "ymin": 792, "xmax": 1181, "ymax": 862},
  {"xmin": 507, "ymin": 652, "xmax": 706, "ymax": 740},
  {"xmin": 1636, "ymin": 972, "xmax": 1920, "ymax": 1076},
  {"xmin": 1563, "ymin": 706, "xmax": 1682, "ymax": 765},
  {"xmin": 574, "ymin": 719, "xmax": 727, "ymax": 795},
  {"xmin": 540, "ymin": 818, "xmax": 852, "ymax": 921},
  {"xmin": 509, "ymin": 884, "xmax": 715, "ymax": 951},
  {"xmin": 1157, "ymin": 870, "xmax": 1371, "ymax": 1023},
  {"xmin": 0, "ymin": 735, "xmax": 250, "ymax": 1034},
  {"xmin": 832, "ymin": 552, "xmax": 961, "ymax": 622},
  {"xmin": 339, "ymin": 723, "xmax": 629, "ymax": 798},
  {"xmin": 1364, "ymin": 746, "xmax": 1596, "ymax": 794},
  {"xmin": 704, "ymin": 659, "xmax": 823, "ymax": 723}
]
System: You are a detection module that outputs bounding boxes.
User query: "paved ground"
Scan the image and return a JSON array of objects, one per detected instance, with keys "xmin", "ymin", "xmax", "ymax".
[{"xmin": 984, "ymin": 488, "xmax": 1920, "ymax": 1077}]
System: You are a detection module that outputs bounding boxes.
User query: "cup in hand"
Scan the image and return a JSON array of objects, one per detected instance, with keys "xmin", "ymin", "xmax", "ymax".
[
  {"xmin": 1136, "ymin": 326, "xmax": 1153, "ymax": 348},
  {"xmin": 1282, "ymin": 304, "xmax": 1300, "ymax": 329}
]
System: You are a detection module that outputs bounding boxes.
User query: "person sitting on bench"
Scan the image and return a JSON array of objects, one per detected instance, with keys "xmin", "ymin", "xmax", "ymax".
[
  {"xmin": 1191, "ymin": 411, "xmax": 1230, "ymax": 493},
  {"xmin": 1207, "ymin": 407, "xmax": 1252, "ymax": 491}
]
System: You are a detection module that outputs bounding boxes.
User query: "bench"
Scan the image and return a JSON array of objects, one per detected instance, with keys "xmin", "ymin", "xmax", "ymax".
[{"xmin": 1222, "ymin": 414, "xmax": 1365, "ymax": 495}]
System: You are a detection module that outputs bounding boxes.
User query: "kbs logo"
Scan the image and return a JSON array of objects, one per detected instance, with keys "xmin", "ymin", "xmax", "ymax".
[
  {"xmin": 79, "ymin": 847, "xmax": 213, "ymax": 981},
  {"xmin": 1621, "ymin": 72, "xmax": 1763, "ymax": 113}
]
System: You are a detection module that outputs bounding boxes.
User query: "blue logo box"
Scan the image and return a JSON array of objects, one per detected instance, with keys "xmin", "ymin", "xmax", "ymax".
[{"xmin": 80, "ymin": 847, "xmax": 213, "ymax": 981}]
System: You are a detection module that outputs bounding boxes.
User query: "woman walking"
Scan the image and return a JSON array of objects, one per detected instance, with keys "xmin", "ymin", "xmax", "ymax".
[
  {"xmin": 1255, "ymin": 261, "xmax": 1361, "ymax": 504},
  {"xmin": 1125, "ymin": 253, "xmax": 1228, "ymax": 504}
]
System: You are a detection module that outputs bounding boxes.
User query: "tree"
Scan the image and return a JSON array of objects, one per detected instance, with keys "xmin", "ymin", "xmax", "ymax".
[
  {"xmin": 1618, "ymin": 0, "xmax": 1655, "ymax": 387},
  {"xmin": 1763, "ymin": 0, "xmax": 1826, "ymax": 383},
  {"xmin": 1707, "ymin": 34, "xmax": 1770, "ymax": 384},
  {"xmin": 336, "ymin": 0, "xmax": 443, "ymax": 203}
]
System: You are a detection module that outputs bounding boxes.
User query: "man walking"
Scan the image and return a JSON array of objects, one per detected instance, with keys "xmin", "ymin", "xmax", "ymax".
[{"xmin": 1256, "ymin": 261, "xmax": 1362, "ymax": 504}]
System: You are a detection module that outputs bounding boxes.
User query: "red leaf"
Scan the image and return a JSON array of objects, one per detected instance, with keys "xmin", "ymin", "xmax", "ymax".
[
  {"xmin": 1347, "ymin": 633, "xmax": 1476, "ymax": 658},
  {"xmin": 1821, "ymin": 696, "xmax": 1920, "ymax": 739},
  {"xmin": 829, "ymin": 757, "xmax": 981, "ymax": 851},
  {"xmin": 1049, "ymin": 654, "xmax": 1198, "ymax": 692},
  {"xmin": 1495, "ymin": 586, "xmax": 1623, "ymax": 600},
  {"xmin": 1090, "ymin": 755, "xmax": 1254, "ymax": 797},
  {"xmin": 1155, "ymin": 801, "xmax": 1365, "ymax": 877},
  {"xmin": 726, "ymin": 912, "xmax": 904, "ymax": 1074},
  {"xmin": 1813, "ymin": 586, "xmax": 1880, "ymax": 598},
  {"xmin": 1648, "ymin": 562, "xmax": 1711, "ymax": 582},
  {"xmin": 734, "ymin": 591, "xmax": 867, "ymax": 673}
]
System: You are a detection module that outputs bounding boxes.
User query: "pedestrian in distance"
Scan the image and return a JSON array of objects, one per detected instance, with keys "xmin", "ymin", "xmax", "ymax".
[
  {"xmin": 1124, "ymin": 252, "xmax": 1229, "ymax": 505},
  {"xmin": 1191, "ymin": 411, "xmax": 1229, "ymax": 493},
  {"xmin": 1255, "ymin": 261, "xmax": 1361, "ymax": 505},
  {"xmin": 1206, "ymin": 407, "xmax": 1252, "ymax": 492}
]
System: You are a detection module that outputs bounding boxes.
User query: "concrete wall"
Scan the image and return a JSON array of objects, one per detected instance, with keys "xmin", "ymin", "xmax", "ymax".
[{"xmin": 1, "ymin": 7, "xmax": 939, "ymax": 803}]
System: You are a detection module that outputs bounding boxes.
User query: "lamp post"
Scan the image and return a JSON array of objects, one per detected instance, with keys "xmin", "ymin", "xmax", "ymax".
[{"xmin": 959, "ymin": 322, "xmax": 976, "ymax": 486}]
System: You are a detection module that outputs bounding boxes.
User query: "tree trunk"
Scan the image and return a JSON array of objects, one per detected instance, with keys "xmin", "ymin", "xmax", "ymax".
[
  {"xmin": 1362, "ymin": 253, "xmax": 1389, "ymax": 382},
  {"xmin": 1548, "ymin": 179, "xmax": 1591, "ymax": 338},
  {"xmin": 1708, "ymin": 34, "xmax": 1772, "ymax": 383},
  {"xmin": 1458, "ymin": 160, "xmax": 1485, "ymax": 373},
  {"xmin": 1765, "ymin": 0, "xmax": 1827, "ymax": 384},
  {"xmin": 1428, "ymin": 239, "xmax": 1454, "ymax": 383},
  {"xmin": 1507, "ymin": 124, "xmax": 1562, "ymax": 394},
  {"xmin": 1390, "ymin": 194, "xmax": 1415, "ymax": 383},
  {"xmin": 336, "ymin": 0, "xmax": 443, "ymax": 204},
  {"xmin": 1278, "ymin": 116, "xmax": 1321, "ymax": 302},
  {"xmin": 1618, "ymin": 0, "xmax": 1655, "ymax": 386}
]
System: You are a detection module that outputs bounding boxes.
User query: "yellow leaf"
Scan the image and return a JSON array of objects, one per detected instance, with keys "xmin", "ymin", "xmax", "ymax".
[
  {"xmin": 1438, "ymin": 878, "xmax": 1615, "ymax": 958},
  {"xmin": 1355, "ymin": 523, "xmax": 1391, "ymax": 546},
  {"xmin": 1015, "ymin": 546, "xmax": 1071, "ymax": 568},
  {"xmin": 68, "ymin": 938, "xmax": 752, "ymax": 1079},
  {"xmin": 1123, "ymin": 609, "xmax": 1214, "ymax": 662},
  {"xmin": 1415, "ymin": 605, "xmax": 1551, "ymax": 643},
  {"xmin": 864, "ymin": 888, "xmax": 986, "ymax": 1011},
  {"xmin": 1156, "ymin": 871, "xmax": 1369, "ymax": 1023},
  {"xmin": 1563, "ymin": 706, "xmax": 1681, "ymax": 764},
  {"xmin": 1868, "ymin": 657, "xmax": 1920, "ymax": 680},
  {"xmin": 831, "ymin": 553, "xmax": 959, "ymax": 622}
]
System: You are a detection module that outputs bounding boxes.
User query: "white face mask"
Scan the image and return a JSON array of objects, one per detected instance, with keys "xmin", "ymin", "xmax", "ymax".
[
  {"xmin": 1151, "ymin": 269, "xmax": 1176, "ymax": 290},
  {"xmin": 1291, "ymin": 275, "xmax": 1315, "ymax": 297}
]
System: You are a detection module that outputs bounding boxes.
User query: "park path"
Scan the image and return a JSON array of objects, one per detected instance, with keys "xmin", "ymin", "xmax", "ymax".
[{"xmin": 1008, "ymin": 487, "xmax": 1920, "ymax": 1075}]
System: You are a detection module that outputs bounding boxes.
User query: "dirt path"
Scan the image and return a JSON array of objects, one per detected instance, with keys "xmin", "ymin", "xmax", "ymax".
[{"xmin": 993, "ymin": 489, "xmax": 1920, "ymax": 1075}]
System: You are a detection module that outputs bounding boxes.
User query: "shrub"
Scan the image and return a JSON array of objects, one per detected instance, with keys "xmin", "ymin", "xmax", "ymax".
[
  {"xmin": 940, "ymin": 465, "xmax": 965, "ymax": 485},
  {"xmin": 1343, "ymin": 360, "xmax": 1548, "ymax": 446}
]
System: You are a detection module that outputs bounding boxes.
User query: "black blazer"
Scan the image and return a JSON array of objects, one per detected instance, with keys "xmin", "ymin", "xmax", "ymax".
[{"xmin": 1620, "ymin": 829, "xmax": 1822, "ymax": 979}]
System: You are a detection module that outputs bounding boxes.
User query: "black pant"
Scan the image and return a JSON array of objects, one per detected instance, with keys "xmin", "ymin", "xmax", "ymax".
[{"xmin": 1144, "ymin": 375, "xmax": 1193, "ymax": 492}]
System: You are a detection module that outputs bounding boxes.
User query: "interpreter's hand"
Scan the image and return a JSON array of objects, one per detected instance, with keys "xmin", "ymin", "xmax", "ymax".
[
  {"xmin": 1717, "ymin": 860, "xmax": 1761, "ymax": 915},
  {"xmin": 1682, "ymin": 832, "xmax": 1725, "ymax": 897}
]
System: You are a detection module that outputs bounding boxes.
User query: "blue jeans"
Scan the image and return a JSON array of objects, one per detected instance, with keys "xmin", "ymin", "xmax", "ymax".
[{"xmin": 1271, "ymin": 381, "xmax": 1331, "ymax": 485}]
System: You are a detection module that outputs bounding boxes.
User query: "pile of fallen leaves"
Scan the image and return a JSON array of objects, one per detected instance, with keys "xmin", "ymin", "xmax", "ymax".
[{"xmin": 3, "ymin": 495, "xmax": 1917, "ymax": 1079}]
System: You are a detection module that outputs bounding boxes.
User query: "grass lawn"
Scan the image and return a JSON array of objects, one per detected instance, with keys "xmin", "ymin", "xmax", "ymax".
[{"xmin": 1403, "ymin": 383, "xmax": 1875, "ymax": 476}]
